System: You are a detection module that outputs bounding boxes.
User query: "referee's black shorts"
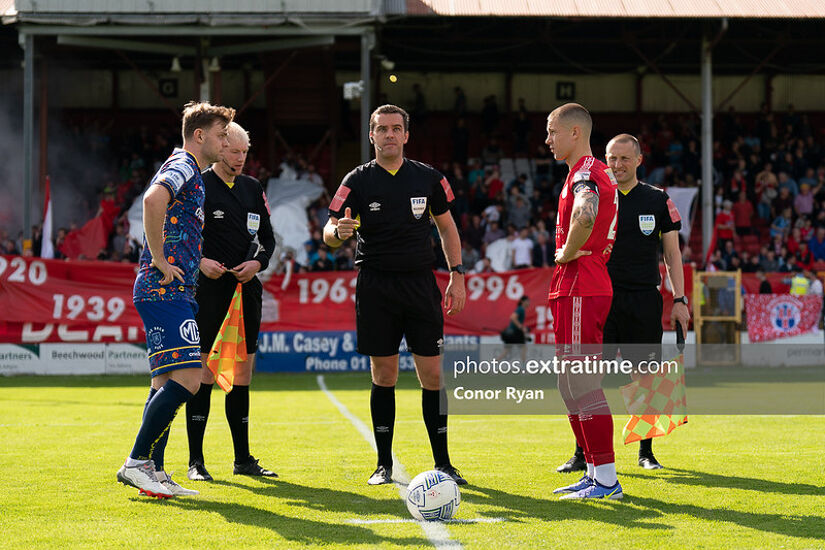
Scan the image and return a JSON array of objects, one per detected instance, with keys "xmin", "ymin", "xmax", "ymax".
[
  {"xmin": 603, "ymin": 288, "xmax": 663, "ymax": 364},
  {"xmin": 355, "ymin": 267, "xmax": 444, "ymax": 357},
  {"xmin": 196, "ymin": 274, "xmax": 263, "ymax": 355}
]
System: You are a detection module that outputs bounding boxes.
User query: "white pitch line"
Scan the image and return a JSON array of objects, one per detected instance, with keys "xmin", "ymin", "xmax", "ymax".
[
  {"xmin": 347, "ymin": 517, "xmax": 505, "ymax": 525},
  {"xmin": 317, "ymin": 375, "xmax": 462, "ymax": 550}
]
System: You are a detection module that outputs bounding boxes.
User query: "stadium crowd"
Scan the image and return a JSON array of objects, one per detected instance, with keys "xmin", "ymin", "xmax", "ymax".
[{"xmin": 3, "ymin": 99, "xmax": 824, "ymax": 282}]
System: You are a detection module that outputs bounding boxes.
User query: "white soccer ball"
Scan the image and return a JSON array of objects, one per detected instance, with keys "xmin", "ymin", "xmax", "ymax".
[{"xmin": 405, "ymin": 470, "xmax": 461, "ymax": 521}]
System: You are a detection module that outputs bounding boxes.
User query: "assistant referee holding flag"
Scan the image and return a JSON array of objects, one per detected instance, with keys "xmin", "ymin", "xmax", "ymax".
[
  {"xmin": 324, "ymin": 104, "xmax": 468, "ymax": 486},
  {"xmin": 556, "ymin": 133, "xmax": 690, "ymax": 473},
  {"xmin": 186, "ymin": 121, "xmax": 278, "ymax": 481}
]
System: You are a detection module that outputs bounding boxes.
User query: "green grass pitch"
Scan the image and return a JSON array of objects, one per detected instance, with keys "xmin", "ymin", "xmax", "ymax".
[{"xmin": 1, "ymin": 372, "xmax": 823, "ymax": 549}]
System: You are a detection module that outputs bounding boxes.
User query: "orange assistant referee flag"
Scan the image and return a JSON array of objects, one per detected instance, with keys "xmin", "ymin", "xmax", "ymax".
[{"xmin": 206, "ymin": 282, "xmax": 247, "ymax": 393}]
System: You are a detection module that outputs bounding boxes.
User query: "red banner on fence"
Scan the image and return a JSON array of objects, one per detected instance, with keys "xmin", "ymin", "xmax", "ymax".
[
  {"xmin": 0, "ymin": 255, "xmax": 143, "ymax": 343},
  {"xmin": 744, "ymin": 294, "xmax": 822, "ymax": 342},
  {"xmin": 261, "ymin": 268, "xmax": 554, "ymax": 336},
  {"xmin": 260, "ymin": 264, "xmax": 693, "ymax": 335},
  {"xmin": 0, "ymin": 255, "xmax": 694, "ymax": 343}
]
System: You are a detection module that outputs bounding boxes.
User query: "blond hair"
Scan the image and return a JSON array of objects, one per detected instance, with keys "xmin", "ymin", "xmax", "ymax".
[{"xmin": 226, "ymin": 121, "xmax": 250, "ymax": 148}]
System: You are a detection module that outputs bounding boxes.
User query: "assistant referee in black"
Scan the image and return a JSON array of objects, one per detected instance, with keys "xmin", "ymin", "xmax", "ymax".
[
  {"xmin": 324, "ymin": 104, "xmax": 468, "ymax": 486},
  {"xmin": 186, "ymin": 121, "xmax": 278, "ymax": 481},
  {"xmin": 556, "ymin": 133, "xmax": 690, "ymax": 473}
]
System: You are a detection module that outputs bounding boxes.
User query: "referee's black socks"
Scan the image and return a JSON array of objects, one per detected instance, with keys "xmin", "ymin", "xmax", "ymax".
[
  {"xmin": 186, "ymin": 382, "xmax": 213, "ymax": 465},
  {"xmin": 422, "ymin": 388, "xmax": 450, "ymax": 467},
  {"xmin": 639, "ymin": 437, "xmax": 653, "ymax": 457},
  {"xmin": 370, "ymin": 383, "xmax": 395, "ymax": 468},
  {"xmin": 226, "ymin": 384, "xmax": 251, "ymax": 464}
]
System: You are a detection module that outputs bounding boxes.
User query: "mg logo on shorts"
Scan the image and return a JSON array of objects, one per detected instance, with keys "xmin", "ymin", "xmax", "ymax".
[
  {"xmin": 179, "ymin": 319, "xmax": 200, "ymax": 344},
  {"xmin": 410, "ymin": 197, "xmax": 427, "ymax": 219}
]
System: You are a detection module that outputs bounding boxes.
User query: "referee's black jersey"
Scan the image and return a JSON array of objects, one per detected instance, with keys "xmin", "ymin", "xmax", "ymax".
[
  {"xmin": 607, "ymin": 181, "xmax": 681, "ymax": 291},
  {"xmin": 329, "ymin": 159, "xmax": 454, "ymax": 271},
  {"xmin": 200, "ymin": 168, "xmax": 276, "ymax": 273}
]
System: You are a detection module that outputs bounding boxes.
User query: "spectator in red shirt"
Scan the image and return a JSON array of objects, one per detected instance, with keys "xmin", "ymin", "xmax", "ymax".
[
  {"xmin": 787, "ymin": 227, "xmax": 802, "ymax": 256},
  {"xmin": 800, "ymin": 217, "xmax": 815, "ymax": 242},
  {"xmin": 714, "ymin": 199, "xmax": 735, "ymax": 249},
  {"xmin": 485, "ymin": 168, "xmax": 505, "ymax": 199},
  {"xmin": 729, "ymin": 170, "xmax": 747, "ymax": 199},
  {"xmin": 732, "ymin": 192, "xmax": 754, "ymax": 236},
  {"xmin": 795, "ymin": 241, "xmax": 815, "ymax": 271}
]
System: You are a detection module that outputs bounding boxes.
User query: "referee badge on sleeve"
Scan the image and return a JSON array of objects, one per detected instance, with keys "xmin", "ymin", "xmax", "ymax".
[
  {"xmin": 410, "ymin": 197, "xmax": 427, "ymax": 219},
  {"xmin": 247, "ymin": 212, "xmax": 261, "ymax": 235},
  {"xmin": 638, "ymin": 215, "xmax": 655, "ymax": 236}
]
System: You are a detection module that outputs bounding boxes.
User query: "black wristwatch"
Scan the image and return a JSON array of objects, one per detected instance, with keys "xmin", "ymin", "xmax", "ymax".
[
  {"xmin": 673, "ymin": 296, "xmax": 688, "ymax": 306},
  {"xmin": 449, "ymin": 264, "xmax": 467, "ymax": 275}
]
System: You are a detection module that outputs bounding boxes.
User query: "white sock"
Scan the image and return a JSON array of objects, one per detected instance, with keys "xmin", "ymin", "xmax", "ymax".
[
  {"xmin": 594, "ymin": 463, "xmax": 618, "ymax": 486},
  {"xmin": 586, "ymin": 462, "xmax": 595, "ymax": 479},
  {"xmin": 125, "ymin": 457, "xmax": 148, "ymax": 468}
]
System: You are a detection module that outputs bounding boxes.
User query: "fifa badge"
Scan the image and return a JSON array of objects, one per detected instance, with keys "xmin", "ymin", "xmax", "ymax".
[
  {"xmin": 410, "ymin": 197, "xmax": 427, "ymax": 220},
  {"xmin": 247, "ymin": 212, "xmax": 260, "ymax": 235},
  {"xmin": 638, "ymin": 215, "xmax": 655, "ymax": 236}
]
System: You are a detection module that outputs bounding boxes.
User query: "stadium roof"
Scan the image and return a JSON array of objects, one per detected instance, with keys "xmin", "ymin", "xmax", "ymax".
[
  {"xmin": 407, "ymin": 0, "xmax": 825, "ymax": 18},
  {"xmin": 3, "ymin": 0, "xmax": 824, "ymax": 22},
  {"xmin": 1, "ymin": 0, "xmax": 383, "ymax": 26}
]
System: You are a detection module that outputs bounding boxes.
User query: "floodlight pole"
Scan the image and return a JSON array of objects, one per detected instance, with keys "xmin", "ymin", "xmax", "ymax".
[
  {"xmin": 22, "ymin": 32, "xmax": 34, "ymax": 242},
  {"xmin": 361, "ymin": 31, "xmax": 374, "ymax": 164},
  {"xmin": 701, "ymin": 34, "xmax": 713, "ymax": 261}
]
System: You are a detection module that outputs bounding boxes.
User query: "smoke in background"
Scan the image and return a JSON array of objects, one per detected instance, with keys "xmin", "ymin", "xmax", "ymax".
[
  {"xmin": 0, "ymin": 97, "xmax": 117, "ymax": 239},
  {"xmin": 47, "ymin": 122, "xmax": 111, "ymax": 232},
  {"xmin": 0, "ymin": 106, "xmax": 101, "ymax": 238}
]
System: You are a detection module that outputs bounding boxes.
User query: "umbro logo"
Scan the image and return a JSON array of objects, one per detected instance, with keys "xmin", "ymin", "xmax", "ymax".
[
  {"xmin": 369, "ymin": 202, "xmax": 381, "ymax": 211},
  {"xmin": 213, "ymin": 210, "xmax": 224, "ymax": 219}
]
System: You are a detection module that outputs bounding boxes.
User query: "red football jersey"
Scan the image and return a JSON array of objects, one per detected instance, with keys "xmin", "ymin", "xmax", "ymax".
[{"xmin": 548, "ymin": 156, "xmax": 618, "ymax": 299}]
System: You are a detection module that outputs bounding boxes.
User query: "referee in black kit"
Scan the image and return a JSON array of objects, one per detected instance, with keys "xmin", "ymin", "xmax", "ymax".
[
  {"xmin": 324, "ymin": 104, "xmax": 468, "ymax": 486},
  {"xmin": 556, "ymin": 133, "xmax": 690, "ymax": 473},
  {"xmin": 186, "ymin": 121, "xmax": 278, "ymax": 480}
]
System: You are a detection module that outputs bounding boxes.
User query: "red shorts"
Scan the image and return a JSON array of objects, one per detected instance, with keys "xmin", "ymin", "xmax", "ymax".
[{"xmin": 551, "ymin": 295, "xmax": 612, "ymax": 356}]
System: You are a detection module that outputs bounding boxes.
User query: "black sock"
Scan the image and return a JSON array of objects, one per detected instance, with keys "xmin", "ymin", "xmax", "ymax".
[
  {"xmin": 186, "ymin": 383, "xmax": 213, "ymax": 464},
  {"xmin": 370, "ymin": 383, "xmax": 395, "ymax": 468},
  {"xmin": 574, "ymin": 444, "xmax": 584, "ymax": 459},
  {"xmin": 639, "ymin": 438, "xmax": 653, "ymax": 457},
  {"xmin": 422, "ymin": 388, "xmax": 450, "ymax": 467},
  {"xmin": 130, "ymin": 379, "xmax": 192, "ymax": 461},
  {"xmin": 142, "ymin": 387, "xmax": 168, "ymax": 470},
  {"xmin": 226, "ymin": 385, "xmax": 250, "ymax": 464}
]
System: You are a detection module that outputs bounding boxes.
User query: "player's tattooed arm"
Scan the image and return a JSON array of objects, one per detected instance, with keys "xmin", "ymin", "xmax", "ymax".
[
  {"xmin": 571, "ymin": 188, "xmax": 599, "ymax": 229},
  {"xmin": 556, "ymin": 183, "xmax": 598, "ymax": 264}
]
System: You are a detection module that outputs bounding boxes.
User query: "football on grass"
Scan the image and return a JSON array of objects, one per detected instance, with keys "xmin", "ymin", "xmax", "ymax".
[{"xmin": 405, "ymin": 470, "xmax": 461, "ymax": 521}]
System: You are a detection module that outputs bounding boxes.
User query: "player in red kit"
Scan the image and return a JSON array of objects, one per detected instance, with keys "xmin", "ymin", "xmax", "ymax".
[{"xmin": 545, "ymin": 103, "xmax": 622, "ymax": 500}]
